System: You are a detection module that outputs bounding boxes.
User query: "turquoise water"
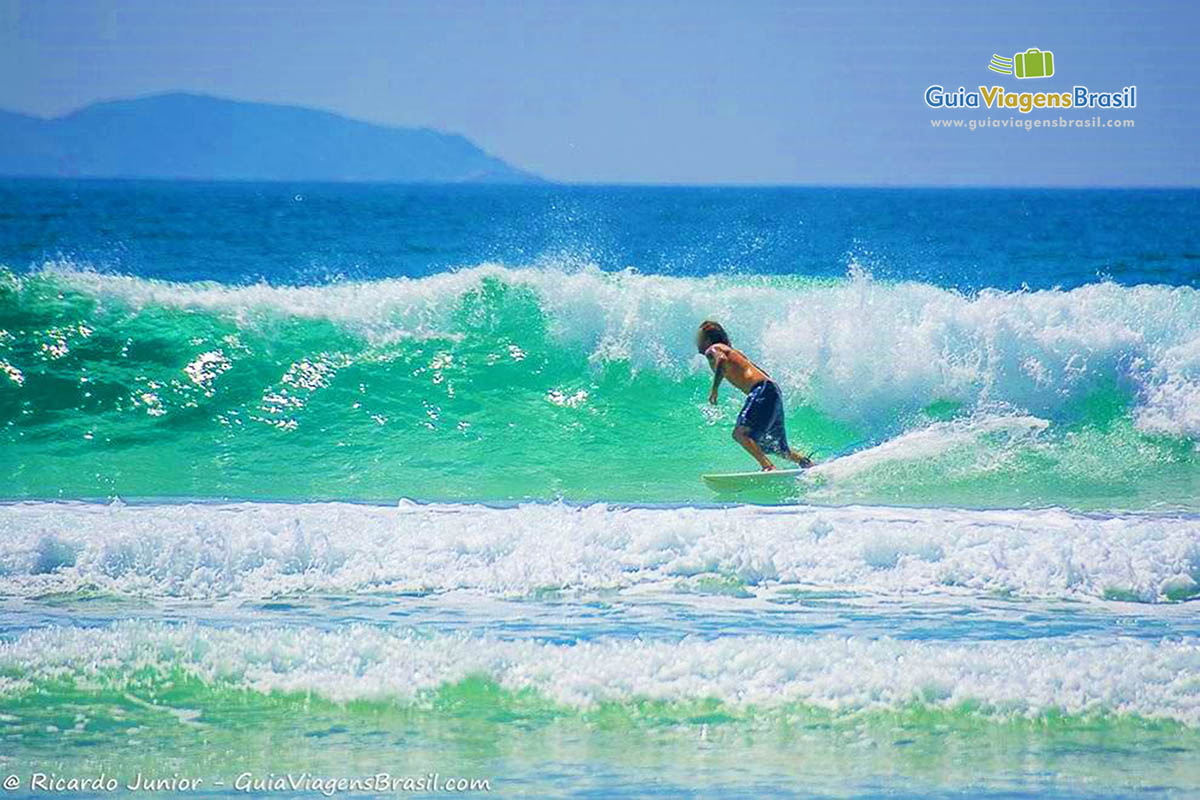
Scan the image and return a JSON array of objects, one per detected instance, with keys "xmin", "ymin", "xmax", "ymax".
[{"xmin": 1, "ymin": 181, "xmax": 1199, "ymax": 798}]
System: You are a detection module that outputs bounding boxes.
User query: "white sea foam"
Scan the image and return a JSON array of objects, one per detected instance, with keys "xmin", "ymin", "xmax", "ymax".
[
  {"xmin": 33, "ymin": 261, "xmax": 1200, "ymax": 437},
  {"xmin": 1, "ymin": 500, "xmax": 1196, "ymax": 602},
  {"xmin": 2, "ymin": 622, "xmax": 1197, "ymax": 724},
  {"xmin": 1136, "ymin": 333, "xmax": 1200, "ymax": 438},
  {"xmin": 805, "ymin": 413, "xmax": 1051, "ymax": 482}
]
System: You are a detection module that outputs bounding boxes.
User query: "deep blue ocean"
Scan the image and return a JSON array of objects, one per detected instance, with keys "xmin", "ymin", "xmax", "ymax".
[{"xmin": 4, "ymin": 181, "xmax": 1198, "ymax": 289}]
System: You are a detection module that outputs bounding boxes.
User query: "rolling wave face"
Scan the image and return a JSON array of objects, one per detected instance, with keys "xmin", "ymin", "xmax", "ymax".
[
  {"xmin": 1, "ymin": 501, "xmax": 1197, "ymax": 602},
  {"xmin": 3, "ymin": 621, "xmax": 1199, "ymax": 725},
  {"xmin": 1, "ymin": 262, "xmax": 1198, "ymax": 506}
]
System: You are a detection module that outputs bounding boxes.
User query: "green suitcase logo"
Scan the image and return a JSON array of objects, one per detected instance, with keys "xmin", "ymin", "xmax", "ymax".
[
  {"xmin": 1015, "ymin": 48, "xmax": 1054, "ymax": 78},
  {"xmin": 988, "ymin": 48, "xmax": 1055, "ymax": 79}
]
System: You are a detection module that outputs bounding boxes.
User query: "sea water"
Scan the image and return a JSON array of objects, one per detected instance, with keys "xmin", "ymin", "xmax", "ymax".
[{"xmin": 0, "ymin": 180, "xmax": 1198, "ymax": 798}]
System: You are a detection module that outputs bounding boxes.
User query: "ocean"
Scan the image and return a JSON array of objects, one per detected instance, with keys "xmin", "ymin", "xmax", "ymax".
[{"xmin": 1, "ymin": 179, "xmax": 1198, "ymax": 798}]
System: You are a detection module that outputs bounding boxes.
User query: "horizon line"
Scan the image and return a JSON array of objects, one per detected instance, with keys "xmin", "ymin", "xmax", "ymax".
[{"xmin": 0, "ymin": 174, "xmax": 1195, "ymax": 191}]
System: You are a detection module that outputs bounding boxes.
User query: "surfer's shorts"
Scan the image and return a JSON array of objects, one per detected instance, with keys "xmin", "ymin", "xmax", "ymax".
[{"xmin": 736, "ymin": 380, "xmax": 790, "ymax": 454}]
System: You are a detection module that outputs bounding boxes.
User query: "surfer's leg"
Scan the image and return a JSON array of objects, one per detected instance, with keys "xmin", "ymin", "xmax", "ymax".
[
  {"xmin": 775, "ymin": 423, "xmax": 813, "ymax": 466},
  {"xmin": 733, "ymin": 425, "xmax": 775, "ymax": 470},
  {"xmin": 766, "ymin": 382, "xmax": 812, "ymax": 467}
]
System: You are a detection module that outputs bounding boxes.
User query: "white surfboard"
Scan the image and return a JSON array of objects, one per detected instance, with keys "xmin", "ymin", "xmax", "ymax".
[{"xmin": 701, "ymin": 467, "xmax": 809, "ymax": 492}]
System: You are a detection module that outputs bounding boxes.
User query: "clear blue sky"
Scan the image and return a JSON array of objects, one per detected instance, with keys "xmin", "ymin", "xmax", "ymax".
[{"xmin": 2, "ymin": 0, "xmax": 1197, "ymax": 185}]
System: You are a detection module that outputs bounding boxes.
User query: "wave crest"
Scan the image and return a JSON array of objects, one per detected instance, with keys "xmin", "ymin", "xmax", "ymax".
[
  {"xmin": 2, "ymin": 501, "xmax": 1197, "ymax": 602},
  {"xmin": 3, "ymin": 622, "xmax": 1198, "ymax": 724},
  {"xmin": 24, "ymin": 261, "xmax": 1200, "ymax": 438}
]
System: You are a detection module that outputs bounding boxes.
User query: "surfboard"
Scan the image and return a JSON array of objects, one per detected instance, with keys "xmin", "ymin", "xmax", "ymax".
[{"xmin": 701, "ymin": 467, "xmax": 808, "ymax": 492}]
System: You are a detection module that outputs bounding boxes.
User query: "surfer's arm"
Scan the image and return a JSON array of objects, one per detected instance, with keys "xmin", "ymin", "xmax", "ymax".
[
  {"xmin": 705, "ymin": 346, "xmax": 726, "ymax": 403},
  {"xmin": 708, "ymin": 368, "xmax": 724, "ymax": 403}
]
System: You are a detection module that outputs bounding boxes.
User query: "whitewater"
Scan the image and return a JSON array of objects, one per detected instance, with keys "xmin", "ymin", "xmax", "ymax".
[{"xmin": 1, "ymin": 500, "xmax": 1198, "ymax": 602}]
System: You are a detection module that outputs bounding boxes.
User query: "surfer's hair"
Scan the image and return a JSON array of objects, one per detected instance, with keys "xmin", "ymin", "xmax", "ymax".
[{"xmin": 697, "ymin": 320, "xmax": 730, "ymax": 353}]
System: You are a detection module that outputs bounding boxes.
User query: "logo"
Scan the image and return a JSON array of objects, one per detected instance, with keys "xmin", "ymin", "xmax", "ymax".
[
  {"xmin": 989, "ymin": 48, "xmax": 1055, "ymax": 79},
  {"xmin": 924, "ymin": 48, "xmax": 1136, "ymax": 114}
]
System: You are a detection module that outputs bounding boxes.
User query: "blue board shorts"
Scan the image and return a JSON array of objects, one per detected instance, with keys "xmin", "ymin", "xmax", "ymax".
[{"xmin": 736, "ymin": 380, "xmax": 790, "ymax": 454}]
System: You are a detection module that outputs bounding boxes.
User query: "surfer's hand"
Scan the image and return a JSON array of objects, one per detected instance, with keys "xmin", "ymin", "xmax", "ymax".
[
  {"xmin": 708, "ymin": 389, "xmax": 718, "ymax": 405},
  {"xmin": 761, "ymin": 463, "xmax": 776, "ymax": 471}
]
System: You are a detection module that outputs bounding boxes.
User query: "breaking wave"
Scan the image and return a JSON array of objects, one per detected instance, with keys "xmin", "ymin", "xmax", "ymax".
[
  {"xmin": 2, "ymin": 262, "xmax": 1197, "ymax": 506},
  {"xmin": 2, "ymin": 500, "xmax": 1197, "ymax": 602},
  {"xmin": 2, "ymin": 621, "xmax": 1198, "ymax": 725}
]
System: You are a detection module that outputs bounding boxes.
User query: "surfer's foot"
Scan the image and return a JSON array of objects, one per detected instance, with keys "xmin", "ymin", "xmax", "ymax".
[{"xmin": 788, "ymin": 451, "xmax": 814, "ymax": 468}]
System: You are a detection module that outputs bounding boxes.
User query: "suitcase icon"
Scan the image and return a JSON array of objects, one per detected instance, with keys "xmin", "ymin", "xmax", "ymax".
[{"xmin": 1014, "ymin": 48, "xmax": 1054, "ymax": 79}]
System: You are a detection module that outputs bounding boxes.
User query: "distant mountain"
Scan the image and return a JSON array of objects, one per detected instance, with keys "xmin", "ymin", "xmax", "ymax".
[{"xmin": 0, "ymin": 93, "xmax": 540, "ymax": 183}]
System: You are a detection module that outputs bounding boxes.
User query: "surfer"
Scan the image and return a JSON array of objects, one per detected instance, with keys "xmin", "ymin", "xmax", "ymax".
[{"xmin": 697, "ymin": 320, "xmax": 813, "ymax": 471}]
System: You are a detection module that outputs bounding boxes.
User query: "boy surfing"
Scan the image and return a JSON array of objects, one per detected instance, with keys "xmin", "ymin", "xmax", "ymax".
[{"xmin": 697, "ymin": 320, "xmax": 813, "ymax": 471}]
